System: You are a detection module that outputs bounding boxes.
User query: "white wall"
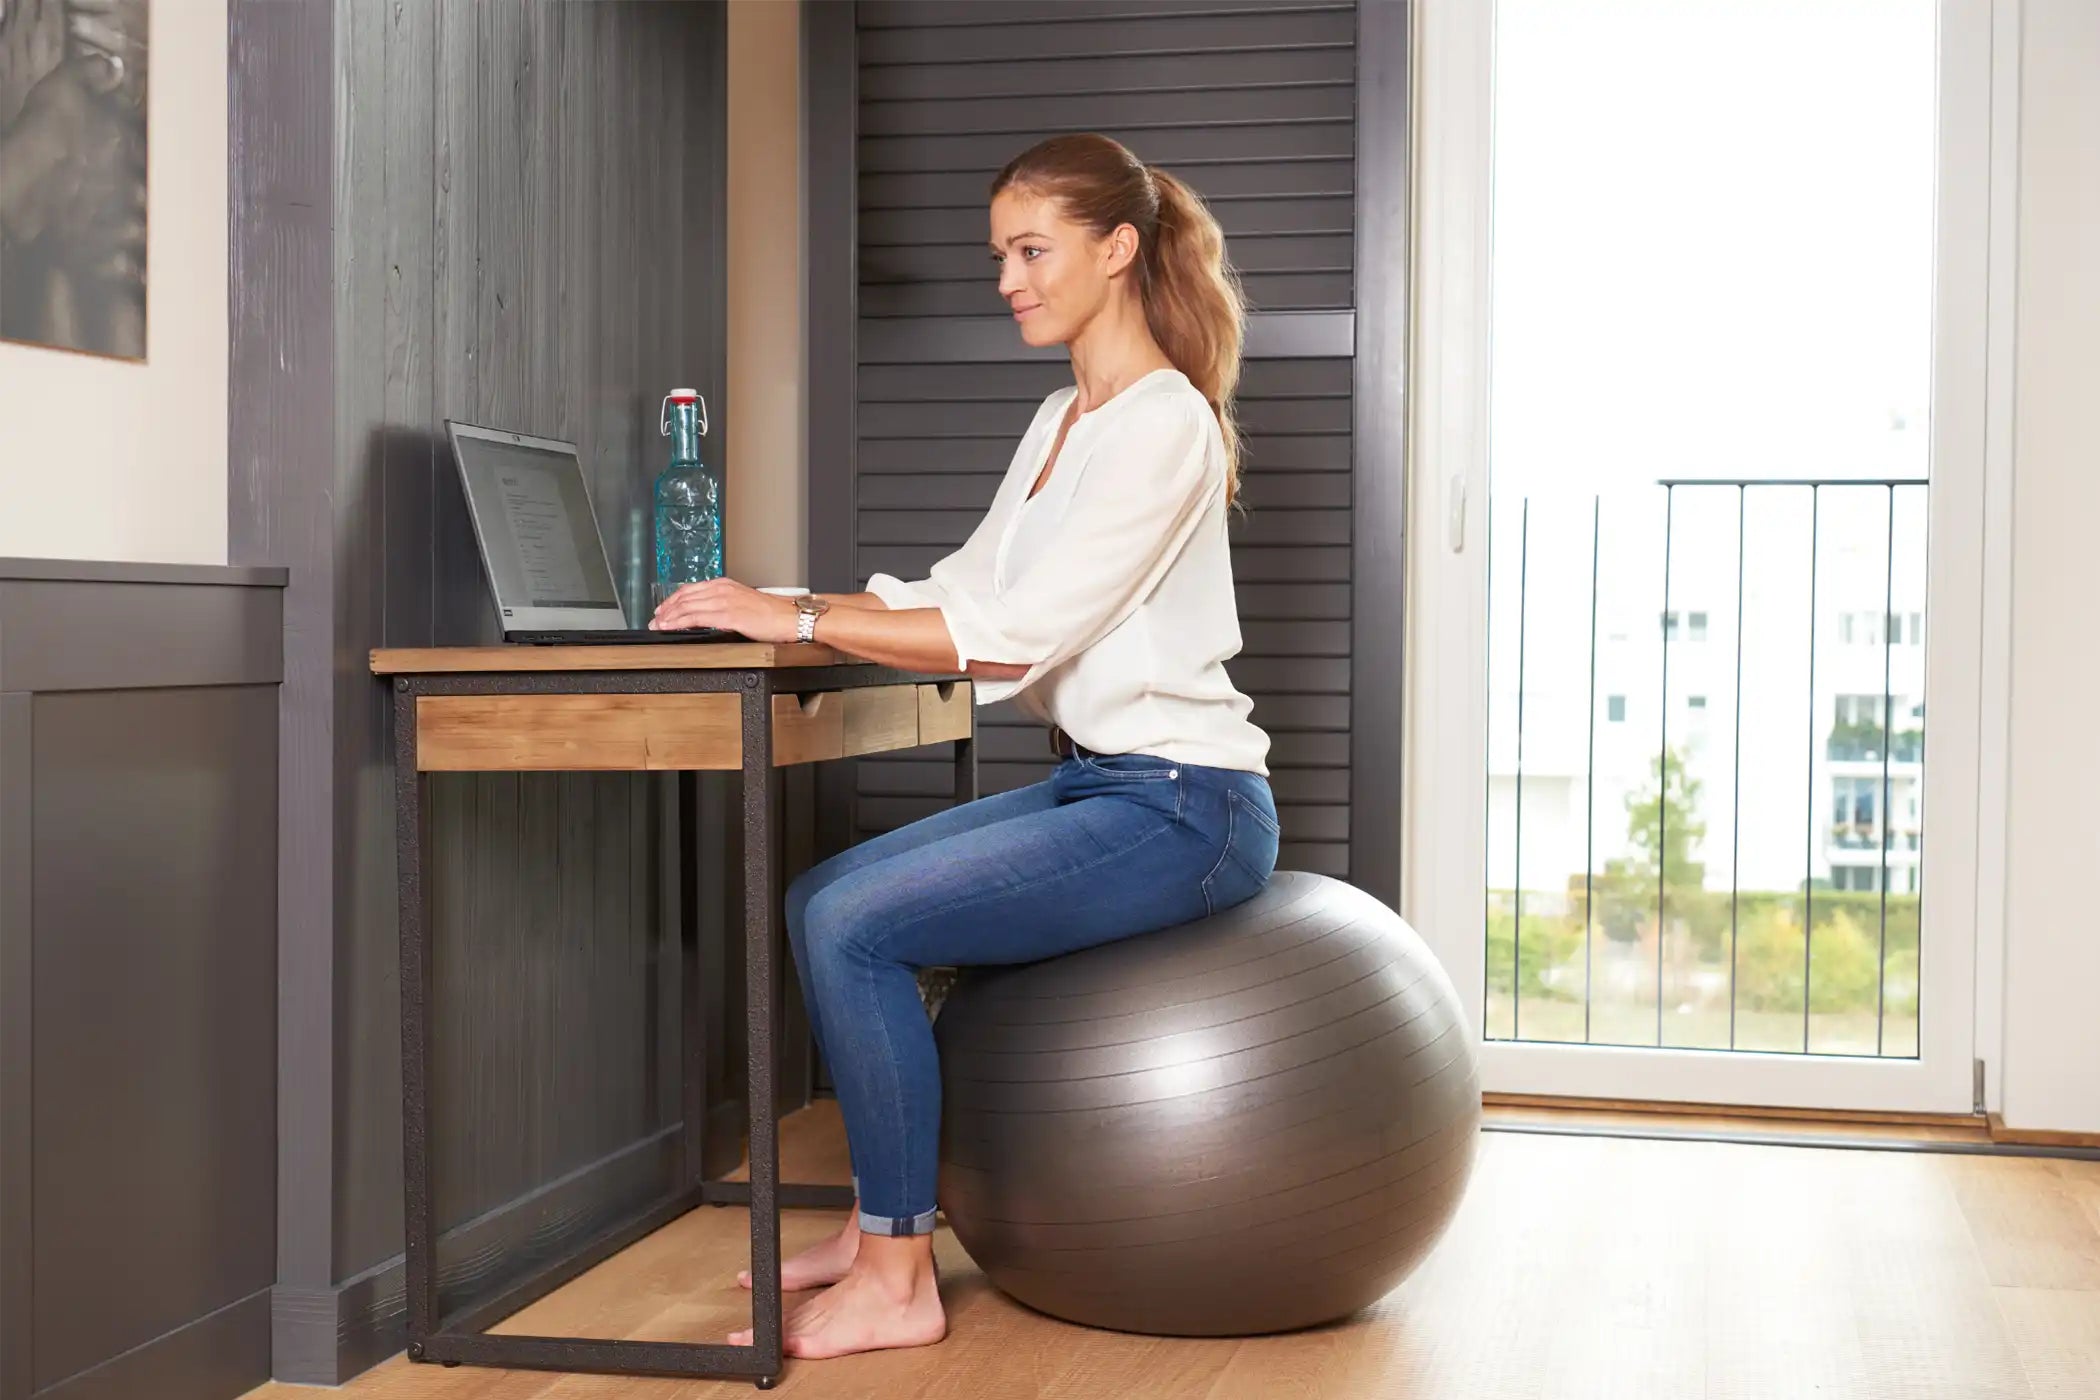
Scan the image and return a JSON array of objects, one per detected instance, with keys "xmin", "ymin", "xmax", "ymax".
[
  {"xmin": 1996, "ymin": 0, "xmax": 2100, "ymax": 1136},
  {"xmin": 724, "ymin": 0, "xmax": 807, "ymax": 589},
  {"xmin": 0, "ymin": 0, "xmax": 228, "ymax": 565}
]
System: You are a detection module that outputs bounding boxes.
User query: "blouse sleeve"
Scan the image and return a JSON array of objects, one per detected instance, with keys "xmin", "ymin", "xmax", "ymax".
[
  {"xmin": 864, "ymin": 572, "xmax": 950, "ymax": 611},
  {"xmin": 932, "ymin": 395, "xmax": 1219, "ymax": 696}
]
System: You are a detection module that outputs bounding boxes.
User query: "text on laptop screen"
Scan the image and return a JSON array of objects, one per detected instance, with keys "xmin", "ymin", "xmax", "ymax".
[{"xmin": 455, "ymin": 437, "xmax": 621, "ymax": 613}]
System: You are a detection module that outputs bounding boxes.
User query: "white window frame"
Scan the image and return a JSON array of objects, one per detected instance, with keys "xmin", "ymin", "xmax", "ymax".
[{"xmin": 1400, "ymin": 0, "xmax": 2018, "ymax": 1114}]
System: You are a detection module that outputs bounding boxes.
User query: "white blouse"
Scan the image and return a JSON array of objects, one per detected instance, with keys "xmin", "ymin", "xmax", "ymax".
[{"xmin": 866, "ymin": 367, "xmax": 1271, "ymax": 776}]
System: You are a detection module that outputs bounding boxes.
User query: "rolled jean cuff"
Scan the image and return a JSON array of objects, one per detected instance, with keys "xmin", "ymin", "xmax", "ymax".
[{"xmin": 858, "ymin": 1206, "xmax": 939, "ymax": 1237}]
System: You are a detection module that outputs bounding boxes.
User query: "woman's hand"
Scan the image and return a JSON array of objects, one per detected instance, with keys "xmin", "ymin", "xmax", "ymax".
[{"xmin": 649, "ymin": 578, "xmax": 800, "ymax": 642}]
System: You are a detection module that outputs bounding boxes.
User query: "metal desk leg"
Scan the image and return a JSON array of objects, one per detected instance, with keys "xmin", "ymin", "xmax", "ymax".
[
  {"xmin": 954, "ymin": 708, "xmax": 979, "ymax": 804},
  {"xmin": 739, "ymin": 679, "xmax": 784, "ymax": 1384},
  {"xmin": 679, "ymin": 770, "xmax": 706, "ymax": 1189},
  {"xmin": 393, "ymin": 680, "xmax": 439, "ymax": 1359}
]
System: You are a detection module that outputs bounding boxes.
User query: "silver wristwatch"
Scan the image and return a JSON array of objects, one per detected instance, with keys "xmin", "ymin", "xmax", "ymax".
[{"xmin": 794, "ymin": 594, "xmax": 831, "ymax": 643}]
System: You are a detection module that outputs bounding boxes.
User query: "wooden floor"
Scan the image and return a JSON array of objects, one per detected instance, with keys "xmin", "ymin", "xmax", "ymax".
[{"xmin": 245, "ymin": 1104, "xmax": 2100, "ymax": 1399}]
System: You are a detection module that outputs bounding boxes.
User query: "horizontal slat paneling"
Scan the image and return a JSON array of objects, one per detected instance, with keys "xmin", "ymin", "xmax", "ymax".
[
  {"xmin": 855, "ymin": 544, "xmax": 1349, "ymax": 584},
  {"xmin": 860, "ymin": 84, "xmax": 1352, "ymax": 139},
  {"xmin": 858, "ymin": 8, "xmax": 1353, "ymax": 65},
  {"xmin": 861, "ymin": 157, "xmax": 1354, "ymax": 209},
  {"xmin": 857, "ymin": 394, "xmax": 1346, "ymax": 439},
  {"xmin": 853, "ymin": 506, "xmax": 1347, "ymax": 548},
  {"xmin": 858, "ymin": 311, "xmax": 1353, "ymax": 362},
  {"xmin": 859, "ymin": 357, "xmax": 1349, "ymax": 400},
  {"xmin": 851, "ymin": 0, "xmax": 1357, "ymax": 880},
  {"xmin": 860, "ymin": 232, "xmax": 1352, "ymax": 277},
  {"xmin": 861, "ymin": 272, "xmax": 1351, "ymax": 318},
  {"xmin": 861, "ymin": 48, "xmax": 1352, "ymax": 104},
  {"xmin": 861, "ymin": 122, "xmax": 1353, "ymax": 172},
  {"xmin": 856, "ymin": 435, "xmax": 1351, "ymax": 475},
  {"xmin": 863, "ymin": 203, "xmax": 1351, "ymax": 248},
  {"xmin": 857, "ymin": 1, "xmax": 1343, "ymax": 29},
  {"xmin": 855, "ymin": 469, "xmax": 1351, "ymax": 511}
]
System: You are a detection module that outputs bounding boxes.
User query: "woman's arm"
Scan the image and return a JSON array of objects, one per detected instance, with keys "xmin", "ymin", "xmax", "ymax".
[
  {"xmin": 813, "ymin": 605, "xmax": 1029, "ymax": 680},
  {"xmin": 647, "ymin": 578, "xmax": 1029, "ymax": 680},
  {"xmin": 814, "ymin": 591, "xmax": 886, "ymax": 610}
]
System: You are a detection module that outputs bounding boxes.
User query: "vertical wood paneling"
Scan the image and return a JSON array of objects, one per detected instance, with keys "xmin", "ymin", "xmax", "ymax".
[{"xmin": 329, "ymin": 2, "xmax": 731, "ymax": 1294}]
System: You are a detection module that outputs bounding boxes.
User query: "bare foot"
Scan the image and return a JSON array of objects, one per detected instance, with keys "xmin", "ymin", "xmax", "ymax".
[
  {"xmin": 729, "ymin": 1235, "xmax": 946, "ymax": 1359},
  {"xmin": 737, "ymin": 1216, "xmax": 861, "ymax": 1292}
]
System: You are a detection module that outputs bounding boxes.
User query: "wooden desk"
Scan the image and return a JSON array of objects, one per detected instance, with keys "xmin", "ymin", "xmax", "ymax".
[{"xmin": 371, "ymin": 643, "xmax": 976, "ymax": 1387}]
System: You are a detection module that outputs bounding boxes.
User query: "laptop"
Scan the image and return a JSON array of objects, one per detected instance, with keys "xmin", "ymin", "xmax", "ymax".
[{"xmin": 446, "ymin": 420, "xmax": 739, "ymax": 646}]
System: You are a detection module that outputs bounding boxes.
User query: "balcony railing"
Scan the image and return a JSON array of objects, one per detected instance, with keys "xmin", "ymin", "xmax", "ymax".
[{"xmin": 1488, "ymin": 477, "xmax": 1930, "ymax": 1059}]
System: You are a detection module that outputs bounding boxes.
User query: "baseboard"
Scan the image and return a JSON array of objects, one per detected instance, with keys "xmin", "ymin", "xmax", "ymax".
[
  {"xmin": 1482, "ymin": 1091, "xmax": 1987, "ymax": 1131},
  {"xmin": 271, "ymin": 1126, "xmax": 685, "ymax": 1385},
  {"xmin": 38, "ymin": 1287, "xmax": 270, "ymax": 1400},
  {"xmin": 1987, "ymin": 1112, "xmax": 2100, "ymax": 1149}
]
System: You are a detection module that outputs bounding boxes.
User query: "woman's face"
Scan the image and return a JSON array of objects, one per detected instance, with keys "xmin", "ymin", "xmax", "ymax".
[{"xmin": 989, "ymin": 188, "xmax": 1137, "ymax": 348}]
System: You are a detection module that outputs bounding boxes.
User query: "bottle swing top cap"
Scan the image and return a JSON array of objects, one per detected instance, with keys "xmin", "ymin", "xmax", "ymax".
[{"xmin": 660, "ymin": 390, "xmax": 709, "ymax": 437}]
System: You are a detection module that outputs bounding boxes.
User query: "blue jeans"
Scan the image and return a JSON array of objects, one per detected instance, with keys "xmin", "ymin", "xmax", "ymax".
[{"xmin": 784, "ymin": 749, "xmax": 1280, "ymax": 1236}]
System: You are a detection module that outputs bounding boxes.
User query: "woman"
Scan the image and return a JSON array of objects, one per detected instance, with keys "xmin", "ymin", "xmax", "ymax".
[{"xmin": 650, "ymin": 133, "xmax": 1278, "ymax": 1360}]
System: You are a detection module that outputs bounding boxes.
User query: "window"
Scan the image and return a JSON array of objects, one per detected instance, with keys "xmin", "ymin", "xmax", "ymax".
[
  {"xmin": 1608, "ymin": 695, "xmax": 1627, "ymax": 723},
  {"xmin": 1688, "ymin": 694, "xmax": 1708, "ymax": 710},
  {"xmin": 1836, "ymin": 694, "xmax": 1889, "ymax": 728},
  {"xmin": 1661, "ymin": 610, "xmax": 1679, "ymax": 639},
  {"xmin": 1841, "ymin": 613, "xmax": 1856, "ymax": 644},
  {"xmin": 1688, "ymin": 611, "xmax": 1708, "ymax": 641},
  {"xmin": 1834, "ymin": 775, "xmax": 1879, "ymax": 827}
]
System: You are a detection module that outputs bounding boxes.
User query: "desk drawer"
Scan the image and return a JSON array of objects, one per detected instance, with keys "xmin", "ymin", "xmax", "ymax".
[
  {"xmin": 840, "ymin": 684, "xmax": 921, "ymax": 757},
  {"xmin": 770, "ymin": 691, "xmax": 843, "ymax": 765},
  {"xmin": 412, "ymin": 683, "xmax": 958, "ymax": 773},
  {"xmin": 416, "ymin": 693, "xmax": 741, "ymax": 771},
  {"xmin": 918, "ymin": 681, "xmax": 973, "ymax": 744}
]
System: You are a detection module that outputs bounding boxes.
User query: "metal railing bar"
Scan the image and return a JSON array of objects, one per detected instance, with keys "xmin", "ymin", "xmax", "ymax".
[
  {"xmin": 1877, "ymin": 484, "xmax": 1896, "ymax": 1056},
  {"xmin": 1514, "ymin": 498, "xmax": 1530, "ymax": 1042},
  {"xmin": 1730, "ymin": 486, "xmax": 1746, "ymax": 1053},
  {"xmin": 1658, "ymin": 485, "xmax": 1674, "ymax": 1047},
  {"xmin": 1803, "ymin": 485, "xmax": 1821, "ymax": 1054},
  {"xmin": 1585, "ymin": 496, "xmax": 1601, "ymax": 1046}
]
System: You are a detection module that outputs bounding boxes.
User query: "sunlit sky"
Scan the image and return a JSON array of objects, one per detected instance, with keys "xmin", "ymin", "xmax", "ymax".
[{"xmin": 1488, "ymin": 0, "xmax": 1939, "ymax": 499}]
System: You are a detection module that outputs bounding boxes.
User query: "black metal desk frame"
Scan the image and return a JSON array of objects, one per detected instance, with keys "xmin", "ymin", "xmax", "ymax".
[{"xmin": 388, "ymin": 661, "xmax": 976, "ymax": 1388}]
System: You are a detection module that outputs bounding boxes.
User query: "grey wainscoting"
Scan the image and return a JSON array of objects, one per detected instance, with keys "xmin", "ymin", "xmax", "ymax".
[
  {"xmin": 807, "ymin": 0, "xmax": 1409, "ymax": 903},
  {"xmin": 0, "ymin": 559, "xmax": 286, "ymax": 1400},
  {"xmin": 229, "ymin": 1, "xmax": 782, "ymax": 1384}
]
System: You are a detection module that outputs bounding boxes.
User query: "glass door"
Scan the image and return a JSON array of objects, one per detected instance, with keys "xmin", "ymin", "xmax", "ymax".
[{"xmin": 1404, "ymin": 0, "xmax": 2004, "ymax": 1113}]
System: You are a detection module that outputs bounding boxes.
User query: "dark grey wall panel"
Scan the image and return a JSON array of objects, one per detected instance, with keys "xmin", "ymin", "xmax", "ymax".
[
  {"xmin": 0, "ymin": 565, "xmax": 283, "ymax": 1400},
  {"xmin": 0, "ymin": 695, "xmax": 28, "ymax": 1400},
  {"xmin": 227, "ymin": 2, "xmax": 337, "ymax": 1354},
  {"xmin": 30, "ymin": 687, "xmax": 279, "ymax": 1390},
  {"xmin": 1350, "ymin": 0, "xmax": 1410, "ymax": 907}
]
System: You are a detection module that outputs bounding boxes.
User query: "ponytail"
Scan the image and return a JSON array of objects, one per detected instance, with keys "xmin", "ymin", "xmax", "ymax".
[
  {"xmin": 991, "ymin": 135, "xmax": 1248, "ymax": 506},
  {"xmin": 1139, "ymin": 167, "xmax": 1247, "ymax": 505}
]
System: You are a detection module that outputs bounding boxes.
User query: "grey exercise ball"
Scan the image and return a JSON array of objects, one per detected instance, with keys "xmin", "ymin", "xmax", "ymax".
[{"xmin": 934, "ymin": 871, "xmax": 1481, "ymax": 1337}]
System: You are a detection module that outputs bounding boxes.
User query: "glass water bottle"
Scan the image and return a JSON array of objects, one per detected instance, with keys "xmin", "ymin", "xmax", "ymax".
[{"xmin": 652, "ymin": 389, "xmax": 723, "ymax": 606}]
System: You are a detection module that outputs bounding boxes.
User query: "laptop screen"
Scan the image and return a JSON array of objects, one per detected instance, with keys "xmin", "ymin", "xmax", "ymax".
[{"xmin": 449, "ymin": 425, "xmax": 626, "ymax": 629}]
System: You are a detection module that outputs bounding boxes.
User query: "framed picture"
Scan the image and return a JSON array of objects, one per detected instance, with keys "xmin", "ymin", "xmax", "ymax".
[{"xmin": 0, "ymin": 0, "xmax": 149, "ymax": 361}]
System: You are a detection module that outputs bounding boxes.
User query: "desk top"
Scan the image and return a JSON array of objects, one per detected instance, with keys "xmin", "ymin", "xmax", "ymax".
[{"xmin": 370, "ymin": 642, "xmax": 847, "ymax": 674}]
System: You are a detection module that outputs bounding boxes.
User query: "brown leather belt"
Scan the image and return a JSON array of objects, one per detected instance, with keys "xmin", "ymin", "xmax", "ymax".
[{"xmin": 1048, "ymin": 726, "xmax": 1085, "ymax": 759}]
